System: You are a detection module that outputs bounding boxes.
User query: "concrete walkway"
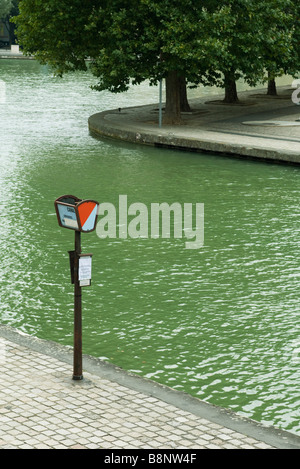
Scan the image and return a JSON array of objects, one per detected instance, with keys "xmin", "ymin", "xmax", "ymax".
[
  {"xmin": 1, "ymin": 325, "xmax": 299, "ymax": 450},
  {"xmin": 89, "ymin": 85, "xmax": 300, "ymax": 165},
  {"xmin": 0, "ymin": 47, "xmax": 34, "ymax": 59}
]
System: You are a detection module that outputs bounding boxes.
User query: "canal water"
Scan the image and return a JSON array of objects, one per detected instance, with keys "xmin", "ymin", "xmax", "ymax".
[{"xmin": 0, "ymin": 59, "xmax": 299, "ymax": 434}]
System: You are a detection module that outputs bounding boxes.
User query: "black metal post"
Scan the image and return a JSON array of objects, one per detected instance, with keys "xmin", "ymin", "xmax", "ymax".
[{"xmin": 73, "ymin": 230, "xmax": 83, "ymax": 380}]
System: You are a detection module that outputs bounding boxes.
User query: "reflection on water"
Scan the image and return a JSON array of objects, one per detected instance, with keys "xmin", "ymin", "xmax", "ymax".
[{"xmin": 0, "ymin": 60, "xmax": 299, "ymax": 434}]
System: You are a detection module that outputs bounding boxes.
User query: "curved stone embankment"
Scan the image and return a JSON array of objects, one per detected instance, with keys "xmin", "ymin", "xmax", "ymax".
[{"xmin": 88, "ymin": 90, "xmax": 300, "ymax": 165}]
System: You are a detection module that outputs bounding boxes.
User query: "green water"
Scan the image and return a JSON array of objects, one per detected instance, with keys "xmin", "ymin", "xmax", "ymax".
[{"xmin": 0, "ymin": 60, "xmax": 299, "ymax": 434}]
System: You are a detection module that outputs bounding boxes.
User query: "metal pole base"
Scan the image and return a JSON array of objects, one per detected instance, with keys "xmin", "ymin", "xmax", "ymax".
[{"xmin": 72, "ymin": 374, "xmax": 83, "ymax": 381}]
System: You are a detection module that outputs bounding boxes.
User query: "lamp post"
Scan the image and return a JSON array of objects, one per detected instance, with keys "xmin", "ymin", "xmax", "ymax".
[
  {"xmin": 54, "ymin": 195, "xmax": 99, "ymax": 380},
  {"xmin": 73, "ymin": 230, "xmax": 82, "ymax": 379},
  {"xmin": 159, "ymin": 78, "xmax": 163, "ymax": 128},
  {"xmin": 292, "ymin": 79, "xmax": 300, "ymax": 121}
]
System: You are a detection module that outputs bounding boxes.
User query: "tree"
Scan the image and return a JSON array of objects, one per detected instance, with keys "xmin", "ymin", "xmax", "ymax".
[
  {"xmin": 1, "ymin": 0, "xmax": 19, "ymax": 46},
  {"xmin": 264, "ymin": 0, "xmax": 300, "ymax": 96},
  {"xmin": 0, "ymin": 0, "xmax": 13, "ymax": 19},
  {"xmin": 13, "ymin": 0, "xmax": 100, "ymax": 72},
  {"xmin": 204, "ymin": 0, "xmax": 296, "ymax": 103},
  {"xmin": 14, "ymin": 0, "xmax": 225, "ymax": 123},
  {"xmin": 14, "ymin": 0, "xmax": 299, "ymax": 123},
  {"xmin": 87, "ymin": 0, "xmax": 224, "ymax": 123}
]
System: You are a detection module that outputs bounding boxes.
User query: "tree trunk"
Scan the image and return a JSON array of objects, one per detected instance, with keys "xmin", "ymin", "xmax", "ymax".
[
  {"xmin": 223, "ymin": 72, "xmax": 239, "ymax": 103},
  {"xmin": 179, "ymin": 77, "xmax": 191, "ymax": 112},
  {"xmin": 164, "ymin": 71, "xmax": 182, "ymax": 124},
  {"xmin": 4, "ymin": 19, "xmax": 14, "ymax": 46},
  {"xmin": 267, "ymin": 77, "xmax": 277, "ymax": 96}
]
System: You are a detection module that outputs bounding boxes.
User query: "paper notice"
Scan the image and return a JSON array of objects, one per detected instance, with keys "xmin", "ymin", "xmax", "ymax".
[{"xmin": 79, "ymin": 256, "xmax": 92, "ymax": 281}]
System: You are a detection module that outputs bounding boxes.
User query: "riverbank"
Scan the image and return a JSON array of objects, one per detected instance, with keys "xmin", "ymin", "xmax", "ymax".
[
  {"xmin": 0, "ymin": 48, "xmax": 34, "ymax": 59},
  {"xmin": 0, "ymin": 324, "xmax": 299, "ymax": 449},
  {"xmin": 89, "ymin": 85, "xmax": 300, "ymax": 165}
]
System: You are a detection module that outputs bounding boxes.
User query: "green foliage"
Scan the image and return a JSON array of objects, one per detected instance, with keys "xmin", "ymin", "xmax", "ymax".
[
  {"xmin": 0, "ymin": 0, "xmax": 13, "ymax": 19},
  {"xmin": 89, "ymin": 0, "xmax": 227, "ymax": 92},
  {"xmin": 203, "ymin": 0, "xmax": 296, "ymax": 88},
  {"xmin": 13, "ymin": 0, "xmax": 100, "ymax": 73},
  {"xmin": 13, "ymin": 0, "xmax": 300, "ymax": 108}
]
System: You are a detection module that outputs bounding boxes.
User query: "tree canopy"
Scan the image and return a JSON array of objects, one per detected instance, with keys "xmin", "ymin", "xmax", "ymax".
[
  {"xmin": 203, "ymin": 0, "xmax": 296, "ymax": 102},
  {"xmin": 0, "ymin": 0, "xmax": 13, "ymax": 19},
  {"xmin": 1, "ymin": 0, "xmax": 19, "ymax": 45},
  {"xmin": 14, "ymin": 0, "xmax": 300, "ymax": 123}
]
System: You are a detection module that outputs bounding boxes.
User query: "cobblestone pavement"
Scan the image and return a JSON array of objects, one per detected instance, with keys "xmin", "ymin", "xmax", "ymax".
[{"xmin": 1, "ymin": 327, "xmax": 299, "ymax": 450}]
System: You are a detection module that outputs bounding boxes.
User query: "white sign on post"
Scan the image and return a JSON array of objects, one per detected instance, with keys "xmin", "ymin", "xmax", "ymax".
[
  {"xmin": 79, "ymin": 255, "xmax": 92, "ymax": 287},
  {"xmin": 57, "ymin": 204, "xmax": 79, "ymax": 230}
]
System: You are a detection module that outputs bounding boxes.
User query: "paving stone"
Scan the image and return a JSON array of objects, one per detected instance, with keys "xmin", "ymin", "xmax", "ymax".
[{"xmin": 0, "ymin": 327, "xmax": 299, "ymax": 449}]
